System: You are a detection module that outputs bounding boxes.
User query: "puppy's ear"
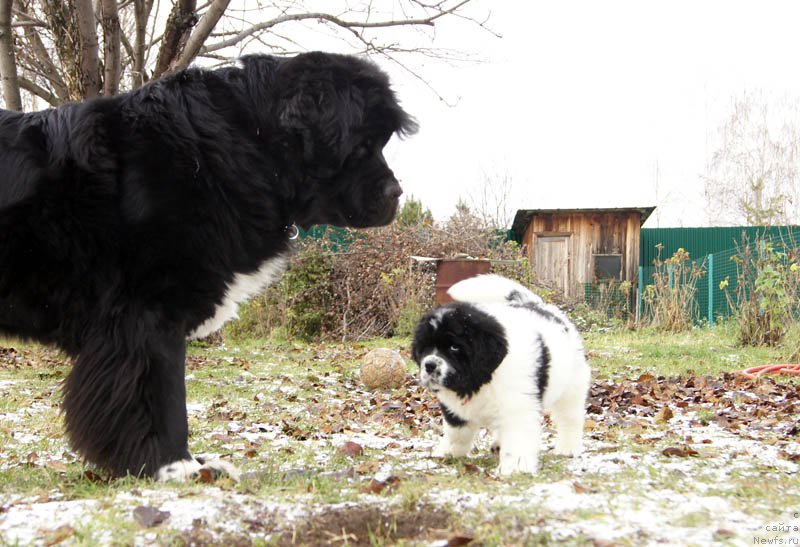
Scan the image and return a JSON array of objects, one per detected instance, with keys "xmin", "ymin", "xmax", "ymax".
[
  {"xmin": 462, "ymin": 309, "xmax": 508, "ymax": 383},
  {"xmin": 411, "ymin": 310, "xmax": 436, "ymax": 364}
]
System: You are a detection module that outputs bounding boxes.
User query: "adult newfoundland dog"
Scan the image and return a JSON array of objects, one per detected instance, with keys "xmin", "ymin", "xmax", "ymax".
[{"xmin": 0, "ymin": 52, "xmax": 416, "ymax": 480}]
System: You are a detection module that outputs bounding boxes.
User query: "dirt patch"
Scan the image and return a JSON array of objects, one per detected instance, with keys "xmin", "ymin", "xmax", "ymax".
[
  {"xmin": 172, "ymin": 505, "xmax": 455, "ymax": 546},
  {"xmin": 276, "ymin": 505, "xmax": 453, "ymax": 546}
]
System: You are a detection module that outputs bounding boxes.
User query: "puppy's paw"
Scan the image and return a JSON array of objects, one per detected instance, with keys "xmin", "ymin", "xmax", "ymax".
[
  {"xmin": 156, "ymin": 456, "xmax": 240, "ymax": 482},
  {"xmin": 431, "ymin": 442, "xmax": 454, "ymax": 459},
  {"xmin": 498, "ymin": 452, "xmax": 539, "ymax": 476},
  {"xmin": 431, "ymin": 439, "xmax": 470, "ymax": 459},
  {"xmin": 553, "ymin": 437, "xmax": 583, "ymax": 457}
]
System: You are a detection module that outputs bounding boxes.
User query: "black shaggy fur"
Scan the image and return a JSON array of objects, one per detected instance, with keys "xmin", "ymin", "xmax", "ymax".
[
  {"xmin": 0, "ymin": 52, "xmax": 415, "ymax": 478},
  {"xmin": 535, "ymin": 333, "xmax": 550, "ymax": 401},
  {"xmin": 411, "ymin": 303, "xmax": 508, "ymax": 399}
]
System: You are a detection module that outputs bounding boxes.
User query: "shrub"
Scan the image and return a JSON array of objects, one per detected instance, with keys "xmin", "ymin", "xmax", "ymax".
[
  {"xmin": 722, "ymin": 237, "xmax": 800, "ymax": 346},
  {"xmin": 641, "ymin": 245, "xmax": 706, "ymax": 332}
]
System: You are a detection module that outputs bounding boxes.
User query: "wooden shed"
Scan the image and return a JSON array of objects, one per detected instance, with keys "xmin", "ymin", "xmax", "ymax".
[{"xmin": 511, "ymin": 207, "xmax": 655, "ymax": 298}]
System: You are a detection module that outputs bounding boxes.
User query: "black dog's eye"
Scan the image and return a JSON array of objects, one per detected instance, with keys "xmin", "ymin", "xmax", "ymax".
[{"xmin": 449, "ymin": 344, "xmax": 460, "ymax": 354}]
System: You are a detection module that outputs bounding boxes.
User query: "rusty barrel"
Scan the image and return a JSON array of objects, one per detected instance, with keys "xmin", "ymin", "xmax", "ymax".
[{"xmin": 434, "ymin": 259, "xmax": 491, "ymax": 304}]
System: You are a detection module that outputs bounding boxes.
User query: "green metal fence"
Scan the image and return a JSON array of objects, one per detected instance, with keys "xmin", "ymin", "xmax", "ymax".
[{"xmin": 638, "ymin": 226, "xmax": 800, "ymax": 324}]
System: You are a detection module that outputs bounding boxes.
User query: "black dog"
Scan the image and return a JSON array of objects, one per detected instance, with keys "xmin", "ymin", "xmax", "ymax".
[{"xmin": 0, "ymin": 52, "xmax": 416, "ymax": 479}]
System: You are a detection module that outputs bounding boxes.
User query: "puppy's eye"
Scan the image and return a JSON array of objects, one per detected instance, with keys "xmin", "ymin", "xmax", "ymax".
[{"xmin": 449, "ymin": 344, "xmax": 460, "ymax": 353}]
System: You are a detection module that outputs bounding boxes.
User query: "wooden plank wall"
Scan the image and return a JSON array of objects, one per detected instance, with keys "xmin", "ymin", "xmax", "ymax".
[{"xmin": 522, "ymin": 211, "xmax": 643, "ymax": 296}]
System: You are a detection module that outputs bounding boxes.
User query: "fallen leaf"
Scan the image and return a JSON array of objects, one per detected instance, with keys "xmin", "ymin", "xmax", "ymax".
[
  {"xmin": 42, "ymin": 524, "xmax": 74, "ymax": 546},
  {"xmin": 81, "ymin": 470, "xmax": 107, "ymax": 483},
  {"xmin": 655, "ymin": 406, "xmax": 674, "ymax": 423},
  {"xmin": 446, "ymin": 536, "xmax": 474, "ymax": 546},
  {"xmin": 360, "ymin": 475, "xmax": 401, "ymax": 494},
  {"xmin": 338, "ymin": 441, "xmax": 364, "ymax": 457},
  {"xmin": 662, "ymin": 446, "xmax": 699, "ymax": 458},
  {"xmin": 196, "ymin": 467, "xmax": 216, "ymax": 484},
  {"xmin": 133, "ymin": 506, "xmax": 170, "ymax": 528},
  {"xmin": 572, "ymin": 481, "xmax": 591, "ymax": 494},
  {"xmin": 47, "ymin": 460, "xmax": 68, "ymax": 472}
]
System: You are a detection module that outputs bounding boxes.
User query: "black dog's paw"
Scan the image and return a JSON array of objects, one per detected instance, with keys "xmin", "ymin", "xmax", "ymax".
[{"xmin": 156, "ymin": 456, "xmax": 240, "ymax": 483}]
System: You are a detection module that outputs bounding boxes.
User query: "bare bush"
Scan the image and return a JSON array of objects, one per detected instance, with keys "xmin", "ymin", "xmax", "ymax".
[
  {"xmin": 641, "ymin": 245, "xmax": 707, "ymax": 332},
  {"xmin": 225, "ymin": 208, "xmax": 526, "ymax": 342}
]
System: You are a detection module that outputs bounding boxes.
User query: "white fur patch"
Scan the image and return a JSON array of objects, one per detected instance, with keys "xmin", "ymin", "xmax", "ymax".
[
  {"xmin": 156, "ymin": 457, "xmax": 241, "ymax": 482},
  {"xmin": 189, "ymin": 255, "xmax": 288, "ymax": 339},
  {"xmin": 447, "ymin": 273, "xmax": 544, "ymax": 305}
]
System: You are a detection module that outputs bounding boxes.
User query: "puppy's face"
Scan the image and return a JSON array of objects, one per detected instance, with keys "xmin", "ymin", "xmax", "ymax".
[
  {"xmin": 274, "ymin": 53, "xmax": 417, "ymax": 229},
  {"xmin": 411, "ymin": 304, "xmax": 508, "ymax": 400}
]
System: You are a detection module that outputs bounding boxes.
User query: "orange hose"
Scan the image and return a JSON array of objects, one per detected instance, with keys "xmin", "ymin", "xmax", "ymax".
[{"xmin": 736, "ymin": 364, "xmax": 800, "ymax": 378}]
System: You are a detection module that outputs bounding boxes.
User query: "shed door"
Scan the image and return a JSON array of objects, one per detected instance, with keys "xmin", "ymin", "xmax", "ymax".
[{"xmin": 535, "ymin": 236, "xmax": 570, "ymax": 294}]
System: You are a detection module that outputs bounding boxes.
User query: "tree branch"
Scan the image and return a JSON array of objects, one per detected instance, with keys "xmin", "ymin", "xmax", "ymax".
[
  {"xmin": 0, "ymin": 0, "xmax": 22, "ymax": 110},
  {"xmin": 169, "ymin": 0, "xmax": 229, "ymax": 73},
  {"xmin": 15, "ymin": 0, "xmax": 70, "ymax": 102},
  {"xmin": 153, "ymin": 0, "xmax": 196, "ymax": 79},
  {"xmin": 202, "ymin": 5, "xmax": 469, "ymax": 55},
  {"xmin": 18, "ymin": 75, "xmax": 58, "ymax": 106},
  {"xmin": 130, "ymin": 0, "xmax": 151, "ymax": 87}
]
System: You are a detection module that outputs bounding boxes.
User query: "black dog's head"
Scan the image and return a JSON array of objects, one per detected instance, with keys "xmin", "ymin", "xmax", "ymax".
[
  {"xmin": 244, "ymin": 52, "xmax": 417, "ymax": 229},
  {"xmin": 411, "ymin": 303, "xmax": 508, "ymax": 400}
]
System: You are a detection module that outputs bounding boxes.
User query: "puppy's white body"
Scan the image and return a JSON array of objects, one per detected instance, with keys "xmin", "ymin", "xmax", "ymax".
[{"xmin": 417, "ymin": 275, "xmax": 590, "ymax": 475}]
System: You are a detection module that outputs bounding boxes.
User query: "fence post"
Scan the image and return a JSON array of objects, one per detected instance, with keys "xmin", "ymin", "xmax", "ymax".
[
  {"xmin": 637, "ymin": 265, "xmax": 643, "ymax": 323},
  {"xmin": 708, "ymin": 253, "xmax": 714, "ymax": 327}
]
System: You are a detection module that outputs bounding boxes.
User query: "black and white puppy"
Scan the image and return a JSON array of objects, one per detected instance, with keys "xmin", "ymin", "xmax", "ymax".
[
  {"xmin": 411, "ymin": 274, "xmax": 590, "ymax": 475},
  {"xmin": 0, "ymin": 52, "xmax": 416, "ymax": 480}
]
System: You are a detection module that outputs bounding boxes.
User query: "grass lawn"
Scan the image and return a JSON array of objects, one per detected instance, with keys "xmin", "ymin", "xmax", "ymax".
[{"xmin": 0, "ymin": 325, "xmax": 798, "ymax": 546}]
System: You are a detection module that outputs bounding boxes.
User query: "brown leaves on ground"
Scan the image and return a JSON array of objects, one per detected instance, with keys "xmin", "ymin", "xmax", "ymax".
[{"xmin": 589, "ymin": 373, "xmax": 800, "ymax": 447}]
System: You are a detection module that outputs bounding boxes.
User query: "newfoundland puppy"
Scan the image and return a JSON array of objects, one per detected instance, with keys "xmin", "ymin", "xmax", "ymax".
[
  {"xmin": 411, "ymin": 275, "xmax": 590, "ymax": 475},
  {"xmin": 0, "ymin": 52, "xmax": 416, "ymax": 480}
]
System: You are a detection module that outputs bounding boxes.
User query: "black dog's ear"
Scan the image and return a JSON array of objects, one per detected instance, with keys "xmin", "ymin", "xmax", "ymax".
[
  {"xmin": 240, "ymin": 55, "xmax": 282, "ymax": 115},
  {"xmin": 275, "ymin": 59, "xmax": 365, "ymax": 173}
]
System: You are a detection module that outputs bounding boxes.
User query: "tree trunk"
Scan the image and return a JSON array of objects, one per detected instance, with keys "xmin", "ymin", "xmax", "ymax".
[
  {"xmin": 0, "ymin": 0, "xmax": 22, "ymax": 110},
  {"xmin": 131, "ymin": 0, "xmax": 151, "ymax": 88},
  {"xmin": 74, "ymin": 0, "xmax": 101, "ymax": 98},
  {"xmin": 100, "ymin": 0, "xmax": 121, "ymax": 96},
  {"xmin": 153, "ymin": 0, "xmax": 196, "ymax": 79}
]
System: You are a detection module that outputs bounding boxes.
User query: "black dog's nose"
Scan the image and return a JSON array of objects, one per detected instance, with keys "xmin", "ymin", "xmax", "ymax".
[
  {"xmin": 384, "ymin": 178, "xmax": 403, "ymax": 199},
  {"xmin": 425, "ymin": 361, "xmax": 437, "ymax": 374}
]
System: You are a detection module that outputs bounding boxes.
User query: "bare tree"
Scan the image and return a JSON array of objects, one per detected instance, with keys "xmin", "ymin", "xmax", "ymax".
[
  {"xmin": 703, "ymin": 90, "xmax": 800, "ymax": 226},
  {"xmin": 468, "ymin": 167, "xmax": 516, "ymax": 229},
  {"xmin": 0, "ymin": 0, "xmax": 491, "ymax": 109}
]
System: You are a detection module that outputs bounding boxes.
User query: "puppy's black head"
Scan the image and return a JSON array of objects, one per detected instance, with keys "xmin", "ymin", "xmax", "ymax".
[
  {"xmin": 247, "ymin": 52, "xmax": 417, "ymax": 229},
  {"xmin": 411, "ymin": 303, "xmax": 508, "ymax": 399}
]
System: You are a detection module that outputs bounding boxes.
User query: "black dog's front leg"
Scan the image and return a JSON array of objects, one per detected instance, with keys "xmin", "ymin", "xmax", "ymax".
[{"xmin": 62, "ymin": 311, "xmax": 193, "ymax": 478}]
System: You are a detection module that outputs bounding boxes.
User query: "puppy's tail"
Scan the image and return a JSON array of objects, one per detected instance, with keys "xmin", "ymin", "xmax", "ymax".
[{"xmin": 447, "ymin": 274, "xmax": 542, "ymax": 306}]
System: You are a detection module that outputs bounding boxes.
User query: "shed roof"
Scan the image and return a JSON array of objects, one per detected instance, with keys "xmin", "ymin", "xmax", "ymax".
[{"xmin": 511, "ymin": 206, "xmax": 656, "ymax": 235}]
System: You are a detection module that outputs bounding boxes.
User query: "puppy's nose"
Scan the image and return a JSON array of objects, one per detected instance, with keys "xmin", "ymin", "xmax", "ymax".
[{"xmin": 424, "ymin": 361, "xmax": 438, "ymax": 374}]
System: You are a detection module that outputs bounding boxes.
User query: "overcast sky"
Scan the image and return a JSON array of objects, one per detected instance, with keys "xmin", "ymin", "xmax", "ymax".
[{"xmin": 374, "ymin": 1, "xmax": 800, "ymax": 228}]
